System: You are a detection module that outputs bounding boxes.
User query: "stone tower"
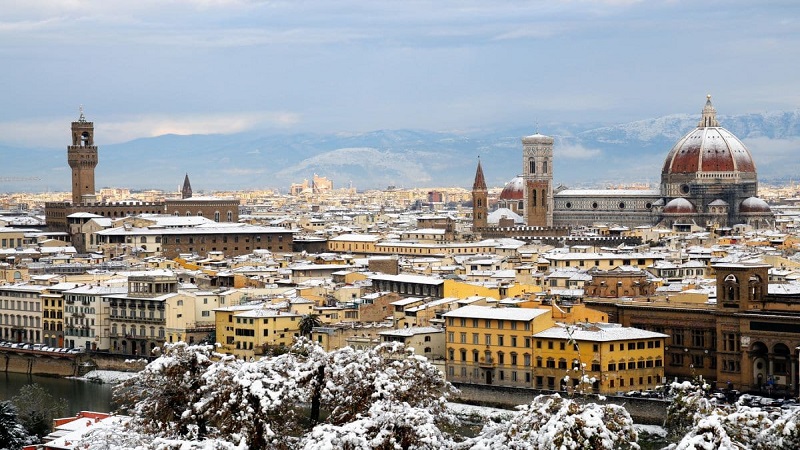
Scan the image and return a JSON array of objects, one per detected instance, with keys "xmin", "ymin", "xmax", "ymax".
[
  {"xmin": 67, "ymin": 107, "xmax": 98, "ymax": 205},
  {"xmin": 181, "ymin": 173, "xmax": 193, "ymax": 199},
  {"xmin": 472, "ymin": 158, "xmax": 488, "ymax": 231},
  {"xmin": 522, "ymin": 132, "xmax": 554, "ymax": 226}
]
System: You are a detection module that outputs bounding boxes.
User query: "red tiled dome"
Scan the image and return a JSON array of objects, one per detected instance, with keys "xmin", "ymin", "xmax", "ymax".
[
  {"xmin": 739, "ymin": 197, "xmax": 771, "ymax": 214},
  {"xmin": 662, "ymin": 96, "xmax": 756, "ymax": 176},
  {"xmin": 499, "ymin": 176, "xmax": 524, "ymax": 200},
  {"xmin": 663, "ymin": 197, "xmax": 697, "ymax": 214}
]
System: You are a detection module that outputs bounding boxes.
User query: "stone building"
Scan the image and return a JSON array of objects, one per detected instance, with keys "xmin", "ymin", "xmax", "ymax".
[
  {"xmin": 584, "ymin": 262, "xmax": 800, "ymax": 395},
  {"xmin": 46, "ymin": 113, "xmax": 239, "ymax": 236},
  {"xmin": 477, "ymin": 96, "xmax": 773, "ymax": 229}
]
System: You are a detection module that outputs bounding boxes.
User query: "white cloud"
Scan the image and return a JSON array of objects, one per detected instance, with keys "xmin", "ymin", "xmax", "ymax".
[
  {"xmin": 0, "ymin": 111, "xmax": 300, "ymax": 148},
  {"xmin": 557, "ymin": 143, "xmax": 602, "ymax": 159}
]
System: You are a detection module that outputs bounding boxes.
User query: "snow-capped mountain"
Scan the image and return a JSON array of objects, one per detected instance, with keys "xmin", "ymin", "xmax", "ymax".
[{"xmin": 3, "ymin": 110, "xmax": 799, "ymax": 193}]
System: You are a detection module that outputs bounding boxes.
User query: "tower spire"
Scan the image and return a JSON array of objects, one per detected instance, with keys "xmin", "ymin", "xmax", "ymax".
[
  {"xmin": 181, "ymin": 173, "xmax": 193, "ymax": 199},
  {"xmin": 698, "ymin": 94, "xmax": 719, "ymax": 128},
  {"xmin": 473, "ymin": 157, "xmax": 487, "ymax": 191},
  {"xmin": 472, "ymin": 157, "xmax": 488, "ymax": 232}
]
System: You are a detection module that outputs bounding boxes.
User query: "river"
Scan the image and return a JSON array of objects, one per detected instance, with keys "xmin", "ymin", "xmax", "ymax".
[{"xmin": 0, "ymin": 372, "xmax": 115, "ymax": 414}]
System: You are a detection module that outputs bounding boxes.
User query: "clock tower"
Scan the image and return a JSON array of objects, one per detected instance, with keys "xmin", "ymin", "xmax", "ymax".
[{"xmin": 67, "ymin": 107, "xmax": 98, "ymax": 205}]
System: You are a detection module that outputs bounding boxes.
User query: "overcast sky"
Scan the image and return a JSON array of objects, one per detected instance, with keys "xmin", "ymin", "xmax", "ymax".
[{"xmin": 1, "ymin": 0, "xmax": 798, "ymax": 148}]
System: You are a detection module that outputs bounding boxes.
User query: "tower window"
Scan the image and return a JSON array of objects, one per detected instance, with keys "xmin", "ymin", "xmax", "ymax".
[
  {"xmin": 543, "ymin": 161, "xmax": 548, "ymax": 174},
  {"xmin": 530, "ymin": 160, "xmax": 536, "ymax": 174},
  {"xmin": 531, "ymin": 189, "xmax": 537, "ymax": 207}
]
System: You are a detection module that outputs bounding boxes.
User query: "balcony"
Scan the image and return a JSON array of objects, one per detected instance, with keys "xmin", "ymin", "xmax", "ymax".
[{"xmin": 478, "ymin": 357, "xmax": 495, "ymax": 368}]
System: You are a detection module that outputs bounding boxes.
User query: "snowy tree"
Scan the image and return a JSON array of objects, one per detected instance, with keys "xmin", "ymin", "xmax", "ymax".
[
  {"xmin": 313, "ymin": 342, "xmax": 456, "ymax": 426},
  {"xmin": 664, "ymin": 378, "xmax": 719, "ymax": 439},
  {"xmin": 673, "ymin": 409, "xmax": 747, "ymax": 450},
  {"xmin": 12, "ymin": 383, "xmax": 67, "ymax": 438},
  {"xmin": 193, "ymin": 352, "xmax": 307, "ymax": 449},
  {"xmin": 299, "ymin": 400, "xmax": 454, "ymax": 450},
  {"xmin": 756, "ymin": 407, "xmax": 800, "ymax": 449},
  {"xmin": 114, "ymin": 342, "xmax": 216, "ymax": 440},
  {"xmin": 466, "ymin": 394, "xmax": 639, "ymax": 450},
  {"xmin": 0, "ymin": 401, "xmax": 33, "ymax": 450},
  {"xmin": 86, "ymin": 340, "xmax": 458, "ymax": 449}
]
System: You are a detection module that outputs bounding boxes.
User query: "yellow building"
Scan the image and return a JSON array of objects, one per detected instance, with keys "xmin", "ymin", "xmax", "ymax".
[
  {"xmin": 532, "ymin": 323, "xmax": 667, "ymax": 395},
  {"xmin": 214, "ymin": 304, "xmax": 301, "ymax": 359},
  {"xmin": 443, "ymin": 278, "xmax": 541, "ymax": 299},
  {"xmin": 443, "ymin": 304, "xmax": 667, "ymax": 395},
  {"xmin": 327, "ymin": 233, "xmax": 380, "ymax": 254},
  {"xmin": 444, "ymin": 305, "xmax": 555, "ymax": 387}
]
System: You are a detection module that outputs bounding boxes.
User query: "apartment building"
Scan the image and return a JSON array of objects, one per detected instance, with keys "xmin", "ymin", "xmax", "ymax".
[
  {"xmin": 443, "ymin": 304, "xmax": 667, "ymax": 395},
  {"xmin": 0, "ymin": 284, "xmax": 47, "ymax": 343}
]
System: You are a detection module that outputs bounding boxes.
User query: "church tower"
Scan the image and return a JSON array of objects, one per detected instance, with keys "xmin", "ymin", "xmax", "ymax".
[
  {"xmin": 67, "ymin": 107, "xmax": 98, "ymax": 205},
  {"xmin": 522, "ymin": 132, "xmax": 554, "ymax": 227},
  {"xmin": 472, "ymin": 158, "xmax": 488, "ymax": 231},
  {"xmin": 181, "ymin": 173, "xmax": 193, "ymax": 199}
]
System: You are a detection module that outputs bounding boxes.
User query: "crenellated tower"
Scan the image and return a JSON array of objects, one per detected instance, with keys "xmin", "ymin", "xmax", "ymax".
[
  {"xmin": 522, "ymin": 132, "xmax": 554, "ymax": 226},
  {"xmin": 472, "ymin": 158, "xmax": 488, "ymax": 231},
  {"xmin": 67, "ymin": 107, "xmax": 98, "ymax": 204}
]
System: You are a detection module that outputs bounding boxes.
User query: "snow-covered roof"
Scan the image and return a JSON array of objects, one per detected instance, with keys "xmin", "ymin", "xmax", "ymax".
[
  {"xmin": 532, "ymin": 323, "xmax": 669, "ymax": 342},
  {"xmin": 379, "ymin": 326, "xmax": 443, "ymax": 337},
  {"xmin": 443, "ymin": 305, "xmax": 550, "ymax": 321}
]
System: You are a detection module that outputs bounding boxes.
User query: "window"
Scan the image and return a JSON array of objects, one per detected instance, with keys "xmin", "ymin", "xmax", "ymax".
[
  {"xmin": 472, "ymin": 333, "xmax": 479, "ymax": 344},
  {"xmin": 484, "ymin": 334, "xmax": 491, "ymax": 346},
  {"xmin": 460, "ymin": 332, "xmax": 466, "ymax": 344},
  {"xmin": 692, "ymin": 329, "xmax": 705, "ymax": 348}
]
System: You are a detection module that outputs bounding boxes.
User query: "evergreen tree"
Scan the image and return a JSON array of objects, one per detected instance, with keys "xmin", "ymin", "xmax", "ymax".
[{"xmin": 0, "ymin": 401, "xmax": 33, "ymax": 450}]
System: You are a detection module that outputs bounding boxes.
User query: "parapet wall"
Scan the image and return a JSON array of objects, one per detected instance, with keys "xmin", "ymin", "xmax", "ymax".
[{"xmin": 452, "ymin": 382, "xmax": 667, "ymax": 425}]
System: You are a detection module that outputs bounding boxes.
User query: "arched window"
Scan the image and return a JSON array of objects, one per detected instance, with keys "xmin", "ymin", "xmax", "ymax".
[
  {"xmin": 748, "ymin": 275, "xmax": 763, "ymax": 301},
  {"xmin": 214, "ymin": 211, "xmax": 220, "ymax": 222},
  {"xmin": 530, "ymin": 160, "xmax": 536, "ymax": 174},
  {"xmin": 723, "ymin": 274, "xmax": 739, "ymax": 302},
  {"xmin": 140, "ymin": 237, "xmax": 146, "ymax": 243},
  {"xmin": 543, "ymin": 160, "xmax": 548, "ymax": 174},
  {"xmin": 531, "ymin": 189, "xmax": 537, "ymax": 207},
  {"xmin": 541, "ymin": 189, "xmax": 547, "ymax": 209},
  {"xmin": 227, "ymin": 211, "xmax": 233, "ymax": 222}
]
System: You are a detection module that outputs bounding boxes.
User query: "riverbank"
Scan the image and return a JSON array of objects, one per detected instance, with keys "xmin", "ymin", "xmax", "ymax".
[{"xmin": 1, "ymin": 349, "xmax": 147, "ymax": 377}]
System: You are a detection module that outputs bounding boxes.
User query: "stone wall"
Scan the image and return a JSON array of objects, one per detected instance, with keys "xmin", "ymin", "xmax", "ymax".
[
  {"xmin": 1, "ymin": 350, "xmax": 146, "ymax": 377},
  {"xmin": 452, "ymin": 382, "xmax": 667, "ymax": 425}
]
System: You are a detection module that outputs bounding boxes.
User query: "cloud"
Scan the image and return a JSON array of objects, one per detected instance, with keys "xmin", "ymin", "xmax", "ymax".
[
  {"xmin": 556, "ymin": 143, "xmax": 602, "ymax": 159},
  {"xmin": 0, "ymin": 111, "xmax": 301, "ymax": 147}
]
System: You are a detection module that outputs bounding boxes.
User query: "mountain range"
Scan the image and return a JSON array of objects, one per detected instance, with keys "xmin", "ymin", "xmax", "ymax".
[{"xmin": 2, "ymin": 110, "xmax": 799, "ymax": 194}]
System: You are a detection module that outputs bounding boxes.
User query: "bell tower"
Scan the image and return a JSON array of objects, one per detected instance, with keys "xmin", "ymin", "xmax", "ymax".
[
  {"xmin": 472, "ymin": 158, "xmax": 488, "ymax": 231},
  {"xmin": 67, "ymin": 107, "xmax": 98, "ymax": 205},
  {"xmin": 522, "ymin": 132, "xmax": 554, "ymax": 226}
]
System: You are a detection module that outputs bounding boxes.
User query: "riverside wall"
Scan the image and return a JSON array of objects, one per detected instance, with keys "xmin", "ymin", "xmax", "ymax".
[
  {"xmin": 0, "ymin": 350, "xmax": 146, "ymax": 377},
  {"xmin": 452, "ymin": 382, "xmax": 667, "ymax": 425}
]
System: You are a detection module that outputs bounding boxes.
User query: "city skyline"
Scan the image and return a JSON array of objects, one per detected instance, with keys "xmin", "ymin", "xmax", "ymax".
[{"xmin": 0, "ymin": 1, "xmax": 798, "ymax": 149}]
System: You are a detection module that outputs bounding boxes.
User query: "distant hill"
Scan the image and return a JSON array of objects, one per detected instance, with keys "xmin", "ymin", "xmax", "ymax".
[{"xmin": 3, "ymin": 110, "xmax": 799, "ymax": 194}]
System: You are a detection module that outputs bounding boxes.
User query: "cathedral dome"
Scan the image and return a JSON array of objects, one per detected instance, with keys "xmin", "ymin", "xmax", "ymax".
[
  {"xmin": 739, "ymin": 197, "xmax": 771, "ymax": 214},
  {"xmin": 499, "ymin": 176, "xmax": 524, "ymax": 200},
  {"xmin": 661, "ymin": 96, "xmax": 756, "ymax": 177},
  {"xmin": 663, "ymin": 197, "xmax": 696, "ymax": 214}
]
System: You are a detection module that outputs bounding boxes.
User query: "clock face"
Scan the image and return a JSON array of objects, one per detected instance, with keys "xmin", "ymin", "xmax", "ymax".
[{"xmin": 740, "ymin": 336, "xmax": 750, "ymax": 348}]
